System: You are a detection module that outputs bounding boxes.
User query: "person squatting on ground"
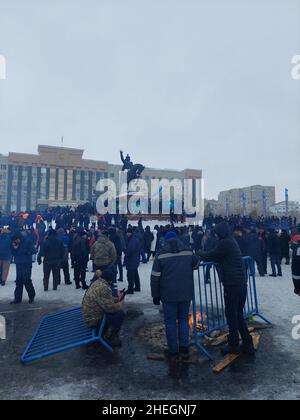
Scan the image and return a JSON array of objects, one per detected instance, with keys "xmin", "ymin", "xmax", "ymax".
[
  {"xmin": 198, "ymin": 222, "xmax": 255, "ymax": 356},
  {"xmin": 10, "ymin": 232, "xmax": 36, "ymax": 305},
  {"xmin": 37, "ymin": 229, "xmax": 65, "ymax": 291},
  {"xmin": 82, "ymin": 269, "xmax": 125, "ymax": 347},
  {"xmin": 151, "ymin": 231, "xmax": 199, "ymax": 360}
]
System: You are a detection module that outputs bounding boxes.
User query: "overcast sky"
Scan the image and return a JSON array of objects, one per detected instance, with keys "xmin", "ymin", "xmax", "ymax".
[{"xmin": 0, "ymin": 0, "xmax": 299, "ymax": 202}]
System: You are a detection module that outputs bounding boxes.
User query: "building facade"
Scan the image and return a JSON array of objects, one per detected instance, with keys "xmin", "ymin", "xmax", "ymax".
[
  {"xmin": 269, "ymin": 201, "xmax": 300, "ymax": 216},
  {"xmin": 0, "ymin": 145, "xmax": 202, "ymax": 213},
  {"xmin": 218, "ymin": 185, "xmax": 276, "ymax": 216}
]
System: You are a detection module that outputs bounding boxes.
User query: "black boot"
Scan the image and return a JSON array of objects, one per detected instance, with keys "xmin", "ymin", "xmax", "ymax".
[
  {"xmin": 220, "ymin": 345, "xmax": 241, "ymax": 356},
  {"xmin": 179, "ymin": 346, "xmax": 190, "ymax": 361},
  {"xmin": 164, "ymin": 349, "xmax": 179, "ymax": 361},
  {"xmin": 241, "ymin": 345, "xmax": 256, "ymax": 356},
  {"xmin": 105, "ymin": 328, "xmax": 122, "ymax": 347}
]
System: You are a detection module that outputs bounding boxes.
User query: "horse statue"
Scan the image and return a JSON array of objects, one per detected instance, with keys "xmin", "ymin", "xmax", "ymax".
[{"xmin": 120, "ymin": 151, "xmax": 145, "ymax": 184}]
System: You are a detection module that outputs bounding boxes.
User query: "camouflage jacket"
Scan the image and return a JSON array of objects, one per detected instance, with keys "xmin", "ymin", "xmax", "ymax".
[
  {"xmin": 82, "ymin": 279, "xmax": 123, "ymax": 327},
  {"xmin": 90, "ymin": 235, "xmax": 117, "ymax": 267}
]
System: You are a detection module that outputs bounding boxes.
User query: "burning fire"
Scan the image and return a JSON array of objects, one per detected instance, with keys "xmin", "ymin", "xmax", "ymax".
[{"xmin": 189, "ymin": 312, "xmax": 207, "ymax": 334}]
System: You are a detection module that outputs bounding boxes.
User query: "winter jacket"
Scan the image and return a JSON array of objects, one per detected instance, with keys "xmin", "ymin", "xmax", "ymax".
[
  {"xmin": 109, "ymin": 232, "xmax": 123, "ymax": 257},
  {"xmin": 267, "ymin": 232, "xmax": 281, "ymax": 256},
  {"xmin": 72, "ymin": 236, "xmax": 90, "ymax": 263},
  {"xmin": 291, "ymin": 235, "xmax": 300, "ymax": 293},
  {"xmin": 57, "ymin": 233, "xmax": 70, "ymax": 262},
  {"xmin": 279, "ymin": 232, "xmax": 291, "ymax": 258},
  {"xmin": 144, "ymin": 229, "xmax": 154, "ymax": 253},
  {"xmin": 234, "ymin": 234, "xmax": 248, "ymax": 256},
  {"xmin": 0, "ymin": 233, "xmax": 12, "ymax": 260},
  {"xmin": 11, "ymin": 237, "xmax": 35, "ymax": 267},
  {"xmin": 124, "ymin": 235, "xmax": 141, "ymax": 271},
  {"xmin": 198, "ymin": 222, "xmax": 247, "ymax": 287},
  {"xmin": 151, "ymin": 237, "xmax": 199, "ymax": 302},
  {"xmin": 82, "ymin": 279, "xmax": 124, "ymax": 327},
  {"xmin": 38, "ymin": 236, "xmax": 65, "ymax": 265},
  {"xmin": 90, "ymin": 235, "xmax": 117, "ymax": 267},
  {"xmin": 245, "ymin": 232, "xmax": 263, "ymax": 259}
]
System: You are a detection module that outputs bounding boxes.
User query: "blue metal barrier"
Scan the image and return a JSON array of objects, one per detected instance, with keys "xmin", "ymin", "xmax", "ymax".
[
  {"xmin": 191, "ymin": 256, "xmax": 271, "ymax": 361},
  {"xmin": 21, "ymin": 307, "xmax": 113, "ymax": 364}
]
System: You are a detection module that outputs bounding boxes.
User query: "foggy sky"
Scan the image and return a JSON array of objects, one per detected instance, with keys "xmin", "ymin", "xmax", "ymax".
[{"xmin": 0, "ymin": 0, "xmax": 299, "ymax": 202}]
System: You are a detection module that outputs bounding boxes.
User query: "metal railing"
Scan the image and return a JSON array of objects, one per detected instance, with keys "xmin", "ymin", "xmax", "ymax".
[{"xmin": 191, "ymin": 256, "xmax": 271, "ymax": 360}]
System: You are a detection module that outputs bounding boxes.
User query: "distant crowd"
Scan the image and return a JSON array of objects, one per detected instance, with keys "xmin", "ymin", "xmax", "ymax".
[
  {"xmin": 0, "ymin": 206, "xmax": 299, "ymax": 302},
  {"xmin": 0, "ymin": 206, "xmax": 299, "ymax": 354}
]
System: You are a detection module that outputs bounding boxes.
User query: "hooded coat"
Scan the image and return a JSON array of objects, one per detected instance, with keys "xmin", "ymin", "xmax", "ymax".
[
  {"xmin": 124, "ymin": 234, "xmax": 141, "ymax": 270},
  {"xmin": 151, "ymin": 237, "xmax": 199, "ymax": 302},
  {"xmin": 198, "ymin": 222, "xmax": 247, "ymax": 287},
  {"xmin": 90, "ymin": 235, "xmax": 117, "ymax": 267},
  {"xmin": 0, "ymin": 231, "xmax": 12, "ymax": 261}
]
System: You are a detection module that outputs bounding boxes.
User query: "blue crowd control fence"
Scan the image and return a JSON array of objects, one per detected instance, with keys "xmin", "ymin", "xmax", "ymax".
[
  {"xmin": 21, "ymin": 307, "xmax": 113, "ymax": 364},
  {"xmin": 191, "ymin": 256, "xmax": 272, "ymax": 361}
]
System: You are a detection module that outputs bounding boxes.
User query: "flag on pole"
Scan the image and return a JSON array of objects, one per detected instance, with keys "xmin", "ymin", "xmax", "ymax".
[
  {"xmin": 262, "ymin": 191, "xmax": 267, "ymax": 216},
  {"xmin": 285, "ymin": 188, "xmax": 289, "ymax": 216},
  {"xmin": 241, "ymin": 192, "xmax": 247, "ymax": 216}
]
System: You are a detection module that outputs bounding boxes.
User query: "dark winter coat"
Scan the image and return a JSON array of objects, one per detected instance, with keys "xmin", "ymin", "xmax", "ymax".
[
  {"xmin": 245, "ymin": 232, "xmax": 263, "ymax": 259},
  {"xmin": 72, "ymin": 236, "xmax": 90, "ymax": 263},
  {"xmin": 198, "ymin": 222, "xmax": 247, "ymax": 287},
  {"xmin": 124, "ymin": 235, "xmax": 141, "ymax": 271},
  {"xmin": 38, "ymin": 236, "xmax": 65, "ymax": 265},
  {"xmin": 279, "ymin": 232, "xmax": 291, "ymax": 258},
  {"xmin": 267, "ymin": 232, "xmax": 281, "ymax": 256},
  {"xmin": 234, "ymin": 234, "xmax": 248, "ymax": 256},
  {"xmin": 144, "ymin": 230, "xmax": 154, "ymax": 253},
  {"xmin": 0, "ymin": 233, "xmax": 12, "ymax": 260},
  {"xmin": 151, "ymin": 237, "xmax": 199, "ymax": 302},
  {"xmin": 11, "ymin": 236, "xmax": 35, "ymax": 268}
]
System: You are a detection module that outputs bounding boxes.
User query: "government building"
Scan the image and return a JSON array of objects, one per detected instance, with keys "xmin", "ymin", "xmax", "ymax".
[{"xmin": 0, "ymin": 145, "xmax": 202, "ymax": 213}]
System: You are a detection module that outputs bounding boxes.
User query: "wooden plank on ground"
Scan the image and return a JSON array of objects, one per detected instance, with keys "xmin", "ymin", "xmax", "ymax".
[
  {"xmin": 248, "ymin": 322, "xmax": 273, "ymax": 330},
  {"xmin": 212, "ymin": 353, "xmax": 240, "ymax": 373},
  {"xmin": 210, "ymin": 327, "xmax": 255, "ymax": 347},
  {"xmin": 212, "ymin": 332, "xmax": 261, "ymax": 373},
  {"xmin": 252, "ymin": 332, "xmax": 261, "ymax": 350}
]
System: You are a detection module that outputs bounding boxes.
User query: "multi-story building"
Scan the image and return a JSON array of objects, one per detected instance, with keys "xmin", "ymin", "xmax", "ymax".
[
  {"xmin": 218, "ymin": 185, "xmax": 276, "ymax": 215},
  {"xmin": 0, "ymin": 145, "xmax": 202, "ymax": 213},
  {"xmin": 269, "ymin": 201, "xmax": 300, "ymax": 216}
]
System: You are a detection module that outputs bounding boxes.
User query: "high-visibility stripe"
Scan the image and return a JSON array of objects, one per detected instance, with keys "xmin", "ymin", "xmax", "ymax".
[
  {"xmin": 151, "ymin": 271, "xmax": 161, "ymax": 277},
  {"xmin": 292, "ymin": 275, "xmax": 300, "ymax": 280},
  {"xmin": 157, "ymin": 251, "xmax": 193, "ymax": 260}
]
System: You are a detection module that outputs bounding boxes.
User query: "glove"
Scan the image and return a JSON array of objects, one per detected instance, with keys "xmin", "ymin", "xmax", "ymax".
[{"xmin": 153, "ymin": 297, "xmax": 161, "ymax": 306}]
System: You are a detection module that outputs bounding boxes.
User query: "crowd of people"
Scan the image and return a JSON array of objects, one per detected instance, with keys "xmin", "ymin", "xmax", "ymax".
[{"xmin": 0, "ymin": 206, "xmax": 299, "ymax": 356}]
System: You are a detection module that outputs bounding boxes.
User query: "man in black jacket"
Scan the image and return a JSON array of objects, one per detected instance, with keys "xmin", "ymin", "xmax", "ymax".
[
  {"xmin": 72, "ymin": 231, "xmax": 90, "ymax": 290},
  {"xmin": 38, "ymin": 229, "xmax": 65, "ymax": 291},
  {"xmin": 151, "ymin": 231, "xmax": 199, "ymax": 360},
  {"xmin": 11, "ymin": 232, "xmax": 36, "ymax": 304},
  {"xmin": 267, "ymin": 229, "xmax": 282, "ymax": 277},
  {"xmin": 198, "ymin": 222, "xmax": 254, "ymax": 356}
]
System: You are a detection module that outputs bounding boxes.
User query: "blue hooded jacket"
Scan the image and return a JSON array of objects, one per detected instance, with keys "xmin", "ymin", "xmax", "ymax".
[{"xmin": 0, "ymin": 233, "xmax": 12, "ymax": 260}]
